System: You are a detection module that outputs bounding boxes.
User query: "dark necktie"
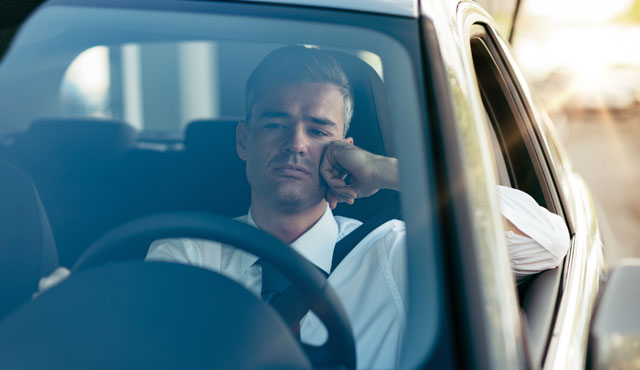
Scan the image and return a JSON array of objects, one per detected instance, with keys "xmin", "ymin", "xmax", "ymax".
[
  {"xmin": 258, "ymin": 259, "xmax": 302, "ymax": 338},
  {"xmin": 259, "ymin": 259, "xmax": 290, "ymax": 303}
]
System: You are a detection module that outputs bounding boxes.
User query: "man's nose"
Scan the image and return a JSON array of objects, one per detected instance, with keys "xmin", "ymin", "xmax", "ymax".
[{"xmin": 283, "ymin": 125, "xmax": 308, "ymax": 155}]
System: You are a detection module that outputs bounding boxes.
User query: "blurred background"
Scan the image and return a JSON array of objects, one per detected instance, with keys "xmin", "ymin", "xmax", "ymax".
[{"xmin": 512, "ymin": 0, "xmax": 640, "ymax": 265}]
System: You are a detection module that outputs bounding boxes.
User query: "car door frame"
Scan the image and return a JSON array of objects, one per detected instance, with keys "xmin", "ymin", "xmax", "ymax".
[
  {"xmin": 419, "ymin": 1, "xmax": 532, "ymax": 368},
  {"xmin": 466, "ymin": 21, "xmax": 566, "ymax": 368},
  {"xmin": 457, "ymin": 3, "xmax": 607, "ymax": 369}
]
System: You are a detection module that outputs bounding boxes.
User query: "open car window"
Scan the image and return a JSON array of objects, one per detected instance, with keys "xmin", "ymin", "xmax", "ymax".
[{"xmin": 469, "ymin": 23, "xmax": 567, "ymax": 368}]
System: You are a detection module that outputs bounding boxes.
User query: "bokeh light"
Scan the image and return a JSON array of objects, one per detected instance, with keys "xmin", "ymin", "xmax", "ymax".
[{"xmin": 514, "ymin": 0, "xmax": 640, "ymax": 263}]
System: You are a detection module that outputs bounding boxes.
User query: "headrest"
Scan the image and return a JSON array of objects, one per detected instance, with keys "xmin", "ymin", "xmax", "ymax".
[
  {"xmin": 325, "ymin": 51, "xmax": 396, "ymax": 219},
  {"xmin": 184, "ymin": 119, "xmax": 239, "ymax": 160},
  {"xmin": 10, "ymin": 118, "xmax": 138, "ymax": 179},
  {"xmin": 327, "ymin": 51, "xmax": 391, "ymax": 156},
  {"xmin": 0, "ymin": 161, "xmax": 58, "ymax": 318},
  {"xmin": 27, "ymin": 118, "xmax": 137, "ymax": 162},
  {"xmin": 183, "ymin": 119, "xmax": 250, "ymax": 217}
]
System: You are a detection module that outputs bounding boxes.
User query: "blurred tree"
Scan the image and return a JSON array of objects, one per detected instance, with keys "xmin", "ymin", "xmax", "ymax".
[{"xmin": 617, "ymin": 0, "xmax": 640, "ymax": 23}]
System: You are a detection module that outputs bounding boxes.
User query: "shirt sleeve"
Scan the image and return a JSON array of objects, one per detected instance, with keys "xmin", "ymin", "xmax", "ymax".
[{"xmin": 497, "ymin": 185, "xmax": 571, "ymax": 280}]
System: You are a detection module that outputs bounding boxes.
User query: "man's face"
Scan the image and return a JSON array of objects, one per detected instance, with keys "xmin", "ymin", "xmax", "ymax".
[{"xmin": 237, "ymin": 82, "xmax": 351, "ymax": 212}]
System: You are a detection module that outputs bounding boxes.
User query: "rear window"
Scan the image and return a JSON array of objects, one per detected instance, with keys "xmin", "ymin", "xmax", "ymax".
[{"xmin": 0, "ymin": 5, "xmax": 408, "ymax": 142}]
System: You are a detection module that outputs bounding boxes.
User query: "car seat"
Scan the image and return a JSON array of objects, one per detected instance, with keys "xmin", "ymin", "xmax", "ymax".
[
  {"xmin": 327, "ymin": 50, "xmax": 399, "ymax": 220},
  {"xmin": 5, "ymin": 118, "xmax": 138, "ymax": 266},
  {"xmin": 182, "ymin": 118, "xmax": 250, "ymax": 217},
  {"xmin": 0, "ymin": 161, "xmax": 59, "ymax": 319}
]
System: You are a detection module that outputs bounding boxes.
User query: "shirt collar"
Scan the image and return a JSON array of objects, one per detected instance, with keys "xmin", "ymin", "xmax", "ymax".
[{"xmin": 241, "ymin": 204, "xmax": 339, "ymax": 274}]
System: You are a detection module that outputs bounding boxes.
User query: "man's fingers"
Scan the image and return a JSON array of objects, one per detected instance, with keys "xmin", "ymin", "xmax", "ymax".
[
  {"xmin": 337, "ymin": 187, "xmax": 357, "ymax": 199},
  {"xmin": 321, "ymin": 162, "xmax": 348, "ymax": 181},
  {"xmin": 326, "ymin": 190, "xmax": 339, "ymax": 209},
  {"xmin": 320, "ymin": 143, "xmax": 351, "ymax": 183},
  {"xmin": 332, "ymin": 167, "xmax": 345, "ymax": 178},
  {"xmin": 329, "ymin": 186, "xmax": 357, "ymax": 202},
  {"xmin": 325, "ymin": 176, "xmax": 347, "ymax": 188},
  {"xmin": 325, "ymin": 187, "xmax": 357, "ymax": 208}
]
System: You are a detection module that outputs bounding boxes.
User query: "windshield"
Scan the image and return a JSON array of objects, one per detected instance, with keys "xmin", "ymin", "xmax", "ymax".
[{"xmin": 0, "ymin": 2, "xmax": 436, "ymax": 369}]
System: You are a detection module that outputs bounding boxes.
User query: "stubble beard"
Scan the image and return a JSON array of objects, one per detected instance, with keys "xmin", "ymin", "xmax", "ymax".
[
  {"xmin": 265, "ymin": 177, "xmax": 326, "ymax": 213},
  {"xmin": 248, "ymin": 153, "xmax": 326, "ymax": 213}
]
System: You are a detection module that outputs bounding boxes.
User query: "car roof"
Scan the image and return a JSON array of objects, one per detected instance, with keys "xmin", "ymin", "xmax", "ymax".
[
  {"xmin": 43, "ymin": 0, "xmax": 419, "ymax": 18},
  {"xmin": 242, "ymin": 0, "xmax": 418, "ymax": 18}
]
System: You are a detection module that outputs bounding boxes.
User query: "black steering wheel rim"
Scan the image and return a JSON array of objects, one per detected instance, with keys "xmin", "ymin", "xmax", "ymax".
[{"xmin": 73, "ymin": 211, "xmax": 356, "ymax": 369}]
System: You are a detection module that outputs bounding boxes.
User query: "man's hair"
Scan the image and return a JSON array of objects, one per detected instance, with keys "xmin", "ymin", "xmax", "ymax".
[{"xmin": 245, "ymin": 45, "xmax": 354, "ymax": 136}]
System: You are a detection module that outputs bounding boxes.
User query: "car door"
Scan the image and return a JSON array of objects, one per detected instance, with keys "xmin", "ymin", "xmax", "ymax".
[
  {"xmin": 421, "ymin": 1, "xmax": 604, "ymax": 368},
  {"xmin": 461, "ymin": 4, "xmax": 606, "ymax": 369},
  {"xmin": 420, "ymin": 2, "xmax": 528, "ymax": 369},
  {"xmin": 467, "ymin": 22, "xmax": 566, "ymax": 369}
]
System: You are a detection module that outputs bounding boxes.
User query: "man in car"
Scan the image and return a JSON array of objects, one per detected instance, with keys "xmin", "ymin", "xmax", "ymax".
[{"xmin": 145, "ymin": 45, "xmax": 570, "ymax": 368}]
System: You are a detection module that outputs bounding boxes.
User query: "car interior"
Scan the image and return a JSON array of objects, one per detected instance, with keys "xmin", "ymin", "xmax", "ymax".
[
  {"xmin": 0, "ymin": 47, "xmax": 399, "ymax": 263},
  {"xmin": 0, "ymin": 43, "xmax": 403, "ymax": 368},
  {"xmin": 0, "ymin": 161, "xmax": 59, "ymax": 319}
]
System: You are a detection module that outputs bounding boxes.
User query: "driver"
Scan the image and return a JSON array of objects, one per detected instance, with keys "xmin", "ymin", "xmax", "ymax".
[{"xmin": 145, "ymin": 45, "xmax": 570, "ymax": 369}]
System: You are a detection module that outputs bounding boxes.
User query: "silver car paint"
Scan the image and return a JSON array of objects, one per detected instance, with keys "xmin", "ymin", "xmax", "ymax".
[{"xmin": 240, "ymin": 0, "xmax": 417, "ymax": 18}]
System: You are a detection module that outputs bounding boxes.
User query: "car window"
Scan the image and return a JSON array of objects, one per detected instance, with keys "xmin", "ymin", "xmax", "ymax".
[
  {"xmin": 469, "ymin": 26, "xmax": 568, "ymax": 218},
  {"xmin": 470, "ymin": 35, "xmax": 548, "ymax": 208},
  {"xmin": 484, "ymin": 109, "xmax": 513, "ymax": 187}
]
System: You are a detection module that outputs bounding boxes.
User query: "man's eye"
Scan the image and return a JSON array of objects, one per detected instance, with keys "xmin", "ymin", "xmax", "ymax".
[
  {"xmin": 264, "ymin": 123, "xmax": 285, "ymax": 129},
  {"xmin": 309, "ymin": 128, "xmax": 329, "ymax": 137}
]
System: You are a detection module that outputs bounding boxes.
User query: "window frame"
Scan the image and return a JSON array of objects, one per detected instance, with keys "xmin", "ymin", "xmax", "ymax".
[{"xmin": 469, "ymin": 25, "xmax": 563, "ymax": 216}]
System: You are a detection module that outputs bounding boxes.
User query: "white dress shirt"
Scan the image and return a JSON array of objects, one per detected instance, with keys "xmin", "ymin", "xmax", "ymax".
[
  {"xmin": 146, "ymin": 205, "xmax": 407, "ymax": 369},
  {"xmin": 497, "ymin": 185, "xmax": 570, "ymax": 282},
  {"xmin": 144, "ymin": 186, "xmax": 569, "ymax": 369}
]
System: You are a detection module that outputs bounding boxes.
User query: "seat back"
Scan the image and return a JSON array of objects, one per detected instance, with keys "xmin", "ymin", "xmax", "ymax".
[
  {"xmin": 327, "ymin": 51, "xmax": 399, "ymax": 220},
  {"xmin": 0, "ymin": 161, "xmax": 58, "ymax": 319},
  {"xmin": 182, "ymin": 119, "xmax": 250, "ymax": 217},
  {"xmin": 6, "ymin": 118, "xmax": 137, "ymax": 266}
]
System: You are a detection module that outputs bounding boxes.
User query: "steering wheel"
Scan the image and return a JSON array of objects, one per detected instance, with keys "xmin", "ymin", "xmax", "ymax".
[{"xmin": 72, "ymin": 212, "xmax": 356, "ymax": 369}]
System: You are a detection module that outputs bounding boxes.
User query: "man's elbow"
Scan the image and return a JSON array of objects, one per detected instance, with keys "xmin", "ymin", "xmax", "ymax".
[{"xmin": 547, "ymin": 213, "xmax": 571, "ymax": 265}]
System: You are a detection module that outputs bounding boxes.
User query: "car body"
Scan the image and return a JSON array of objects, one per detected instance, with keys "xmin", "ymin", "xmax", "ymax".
[{"xmin": 0, "ymin": 0, "xmax": 626, "ymax": 369}]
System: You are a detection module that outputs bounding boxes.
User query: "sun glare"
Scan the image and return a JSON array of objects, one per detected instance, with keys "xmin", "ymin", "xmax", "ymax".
[
  {"xmin": 515, "ymin": 0, "xmax": 640, "ymax": 116},
  {"xmin": 524, "ymin": 0, "xmax": 634, "ymax": 23},
  {"xmin": 63, "ymin": 46, "xmax": 110, "ymax": 99},
  {"xmin": 60, "ymin": 46, "xmax": 111, "ymax": 117}
]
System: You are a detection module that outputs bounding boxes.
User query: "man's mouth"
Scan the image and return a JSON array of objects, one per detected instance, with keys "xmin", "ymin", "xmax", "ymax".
[{"xmin": 273, "ymin": 163, "xmax": 311, "ymax": 178}]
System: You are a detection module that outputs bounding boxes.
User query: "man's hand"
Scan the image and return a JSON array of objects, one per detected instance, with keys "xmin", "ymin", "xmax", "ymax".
[{"xmin": 320, "ymin": 141, "xmax": 399, "ymax": 209}]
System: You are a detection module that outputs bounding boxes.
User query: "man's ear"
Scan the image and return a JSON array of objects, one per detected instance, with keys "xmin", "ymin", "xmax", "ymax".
[
  {"xmin": 345, "ymin": 136, "xmax": 354, "ymax": 145},
  {"xmin": 236, "ymin": 120, "xmax": 248, "ymax": 160}
]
